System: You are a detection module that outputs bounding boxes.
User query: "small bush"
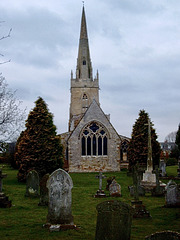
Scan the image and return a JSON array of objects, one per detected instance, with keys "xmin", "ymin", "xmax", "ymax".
[{"xmin": 166, "ymin": 158, "xmax": 178, "ymax": 166}]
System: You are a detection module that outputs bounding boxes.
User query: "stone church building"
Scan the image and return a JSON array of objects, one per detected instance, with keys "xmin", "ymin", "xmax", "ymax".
[{"xmin": 60, "ymin": 6, "xmax": 129, "ymax": 172}]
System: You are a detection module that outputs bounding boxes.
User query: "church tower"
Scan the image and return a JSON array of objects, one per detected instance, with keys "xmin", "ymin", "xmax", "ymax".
[{"xmin": 69, "ymin": 6, "xmax": 99, "ymax": 131}]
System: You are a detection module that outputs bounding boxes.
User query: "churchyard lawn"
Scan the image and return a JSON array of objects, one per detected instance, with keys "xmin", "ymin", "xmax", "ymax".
[{"xmin": 0, "ymin": 164, "xmax": 179, "ymax": 240}]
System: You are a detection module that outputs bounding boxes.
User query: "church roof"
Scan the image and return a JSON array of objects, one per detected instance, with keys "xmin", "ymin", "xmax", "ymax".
[{"xmin": 68, "ymin": 99, "xmax": 121, "ymax": 141}]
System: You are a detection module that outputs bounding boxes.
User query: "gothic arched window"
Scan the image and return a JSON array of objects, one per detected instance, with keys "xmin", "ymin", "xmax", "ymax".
[
  {"xmin": 81, "ymin": 122, "xmax": 108, "ymax": 156},
  {"xmin": 120, "ymin": 141, "xmax": 129, "ymax": 161}
]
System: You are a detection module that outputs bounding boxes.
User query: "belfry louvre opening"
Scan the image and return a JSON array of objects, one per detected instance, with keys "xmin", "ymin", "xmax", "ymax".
[{"xmin": 81, "ymin": 122, "xmax": 108, "ymax": 156}]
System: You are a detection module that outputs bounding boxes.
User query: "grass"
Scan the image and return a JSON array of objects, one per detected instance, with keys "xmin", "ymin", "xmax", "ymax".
[{"xmin": 0, "ymin": 164, "xmax": 179, "ymax": 240}]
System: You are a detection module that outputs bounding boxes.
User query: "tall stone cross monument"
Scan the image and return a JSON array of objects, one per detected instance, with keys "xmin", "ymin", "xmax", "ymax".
[{"xmin": 142, "ymin": 118, "xmax": 156, "ymax": 184}]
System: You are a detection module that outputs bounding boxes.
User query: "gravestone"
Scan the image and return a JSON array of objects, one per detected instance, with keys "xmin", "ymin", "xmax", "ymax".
[
  {"xmin": 94, "ymin": 171, "xmax": 106, "ymax": 198},
  {"xmin": 129, "ymin": 185, "xmax": 145, "ymax": 197},
  {"xmin": 151, "ymin": 166, "xmax": 165, "ymax": 197},
  {"xmin": 25, "ymin": 170, "xmax": 39, "ymax": 197},
  {"xmin": 38, "ymin": 173, "xmax": 49, "ymax": 206},
  {"xmin": 165, "ymin": 180, "xmax": 180, "ymax": 207},
  {"xmin": 159, "ymin": 160, "xmax": 166, "ymax": 177},
  {"xmin": 46, "ymin": 168, "xmax": 74, "ymax": 228},
  {"xmin": 109, "ymin": 179, "xmax": 121, "ymax": 197},
  {"xmin": 145, "ymin": 230, "xmax": 180, "ymax": 240},
  {"xmin": 95, "ymin": 200, "xmax": 133, "ymax": 240},
  {"xmin": 131, "ymin": 164, "xmax": 151, "ymax": 218},
  {"xmin": 0, "ymin": 168, "xmax": 12, "ymax": 208}
]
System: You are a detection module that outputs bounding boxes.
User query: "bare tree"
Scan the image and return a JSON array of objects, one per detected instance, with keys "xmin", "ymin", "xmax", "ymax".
[
  {"xmin": 0, "ymin": 75, "xmax": 26, "ymax": 150},
  {"xmin": 0, "ymin": 22, "xmax": 12, "ymax": 64},
  {"xmin": 164, "ymin": 131, "xmax": 177, "ymax": 143}
]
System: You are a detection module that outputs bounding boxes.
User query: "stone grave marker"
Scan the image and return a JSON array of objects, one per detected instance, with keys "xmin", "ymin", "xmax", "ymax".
[
  {"xmin": 131, "ymin": 164, "xmax": 151, "ymax": 218},
  {"xmin": 38, "ymin": 173, "xmax": 49, "ymax": 206},
  {"xmin": 46, "ymin": 168, "xmax": 75, "ymax": 229},
  {"xmin": 145, "ymin": 230, "xmax": 180, "ymax": 240},
  {"xmin": 0, "ymin": 168, "xmax": 12, "ymax": 208},
  {"xmin": 95, "ymin": 200, "xmax": 133, "ymax": 240},
  {"xmin": 109, "ymin": 179, "xmax": 121, "ymax": 197},
  {"xmin": 165, "ymin": 180, "xmax": 180, "ymax": 207},
  {"xmin": 151, "ymin": 166, "xmax": 165, "ymax": 197},
  {"xmin": 94, "ymin": 171, "xmax": 106, "ymax": 198},
  {"xmin": 25, "ymin": 170, "xmax": 39, "ymax": 197},
  {"xmin": 159, "ymin": 160, "xmax": 166, "ymax": 177}
]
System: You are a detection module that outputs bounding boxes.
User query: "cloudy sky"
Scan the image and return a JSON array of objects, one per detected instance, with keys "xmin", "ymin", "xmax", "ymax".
[{"xmin": 1, "ymin": 0, "xmax": 180, "ymax": 142}]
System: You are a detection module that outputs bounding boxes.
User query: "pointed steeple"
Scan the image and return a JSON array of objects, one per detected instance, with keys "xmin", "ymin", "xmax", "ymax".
[
  {"xmin": 80, "ymin": 6, "xmax": 88, "ymax": 39},
  {"xmin": 76, "ymin": 6, "xmax": 92, "ymax": 80}
]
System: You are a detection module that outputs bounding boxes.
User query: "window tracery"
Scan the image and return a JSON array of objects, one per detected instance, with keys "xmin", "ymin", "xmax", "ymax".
[{"xmin": 81, "ymin": 122, "xmax": 108, "ymax": 156}]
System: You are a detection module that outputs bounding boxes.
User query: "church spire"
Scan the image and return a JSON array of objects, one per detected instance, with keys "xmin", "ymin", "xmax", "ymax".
[{"xmin": 76, "ymin": 6, "xmax": 93, "ymax": 80}]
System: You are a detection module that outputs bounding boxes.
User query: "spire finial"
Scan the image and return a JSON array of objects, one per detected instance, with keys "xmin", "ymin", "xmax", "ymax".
[{"xmin": 82, "ymin": 1, "xmax": 84, "ymax": 6}]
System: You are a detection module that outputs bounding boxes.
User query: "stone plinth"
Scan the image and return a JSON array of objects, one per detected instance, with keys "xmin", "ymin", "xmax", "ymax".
[{"xmin": 131, "ymin": 200, "xmax": 151, "ymax": 218}]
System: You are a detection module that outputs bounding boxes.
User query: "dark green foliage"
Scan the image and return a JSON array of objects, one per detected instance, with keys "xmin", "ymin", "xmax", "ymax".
[
  {"xmin": 175, "ymin": 123, "xmax": 180, "ymax": 153},
  {"xmin": 128, "ymin": 110, "xmax": 161, "ymax": 171},
  {"xmin": 166, "ymin": 158, "xmax": 178, "ymax": 166},
  {"xmin": 170, "ymin": 145, "xmax": 180, "ymax": 160},
  {"xmin": 15, "ymin": 97, "xmax": 63, "ymax": 182}
]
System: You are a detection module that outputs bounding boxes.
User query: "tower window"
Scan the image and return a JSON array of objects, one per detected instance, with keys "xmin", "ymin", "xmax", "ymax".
[
  {"xmin": 82, "ymin": 93, "xmax": 88, "ymax": 112},
  {"xmin": 83, "ymin": 60, "xmax": 86, "ymax": 65},
  {"xmin": 81, "ymin": 122, "xmax": 108, "ymax": 156}
]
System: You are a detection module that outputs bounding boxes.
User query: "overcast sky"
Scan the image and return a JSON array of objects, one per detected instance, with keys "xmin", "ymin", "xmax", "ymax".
[{"xmin": 1, "ymin": 0, "xmax": 180, "ymax": 142}]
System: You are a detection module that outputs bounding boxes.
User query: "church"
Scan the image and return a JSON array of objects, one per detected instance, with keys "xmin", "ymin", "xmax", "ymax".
[{"xmin": 60, "ymin": 6, "xmax": 129, "ymax": 172}]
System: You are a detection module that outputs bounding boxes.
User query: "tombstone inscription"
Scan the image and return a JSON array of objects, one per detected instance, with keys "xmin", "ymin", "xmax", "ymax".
[
  {"xmin": 95, "ymin": 200, "xmax": 133, "ymax": 240},
  {"xmin": 46, "ymin": 168, "xmax": 74, "ymax": 227}
]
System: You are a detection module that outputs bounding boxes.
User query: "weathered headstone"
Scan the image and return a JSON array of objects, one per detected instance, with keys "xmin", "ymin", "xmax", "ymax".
[
  {"xmin": 94, "ymin": 171, "xmax": 106, "ymax": 198},
  {"xmin": 25, "ymin": 170, "xmax": 39, "ymax": 197},
  {"xmin": 151, "ymin": 166, "xmax": 165, "ymax": 197},
  {"xmin": 145, "ymin": 230, "xmax": 180, "ymax": 240},
  {"xmin": 129, "ymin": 185, "xmax": 145, "ymax": 197},
  {"xmin": 159, "ymin": 160, "xmax": 166, "ymax": 177},
  {"xmin": 165, "ymin": 180, "xmax": 180, "ymax": 207},
  {"xmin": 95, "ymin": 200, "xmax": 133, "ymax": 240},
  {"xmin": 46, "ymin": 168, "xmax": 74, "ymax": 228},
  {"xmin": 109, "ymin": 179, "xmax": 121, "ymax": 197},
  {"xmin": 38, "ymin": 173, "xmax": 49, "ymax": 206},
  {"xmin": 0, "ymin": 168, "xmax": 11, "ymax": 208}
]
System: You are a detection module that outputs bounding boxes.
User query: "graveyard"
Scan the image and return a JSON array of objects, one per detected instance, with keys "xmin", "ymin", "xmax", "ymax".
[{"xmin": 0, "ymin": 163, "xmax": 179, "ymax": 240}]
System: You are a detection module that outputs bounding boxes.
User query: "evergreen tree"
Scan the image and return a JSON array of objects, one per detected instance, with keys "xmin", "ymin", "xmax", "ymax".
[
  {"xmin": 175, "ymin": 123, "xmax": 180, "ymax": 153},
  {"xmin": 15, "ymin": 97, "xmax": 63, "ymax": 182},
  {"xmin": 128, "ymin": 110, "xmax": 160, "ymax": 171}
]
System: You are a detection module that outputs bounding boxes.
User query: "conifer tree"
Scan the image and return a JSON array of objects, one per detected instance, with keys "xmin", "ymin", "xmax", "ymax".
[
  {"xmin": 128, "ymin": 110, "xmax": 160, "ymax": 171},
  {"xmin": 175, "ymin": 123, "xmax": 180, "ymax": 152},
  {"xmin": 15, "ymin": 97, "xmax": 63, "ymax": 182}
]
